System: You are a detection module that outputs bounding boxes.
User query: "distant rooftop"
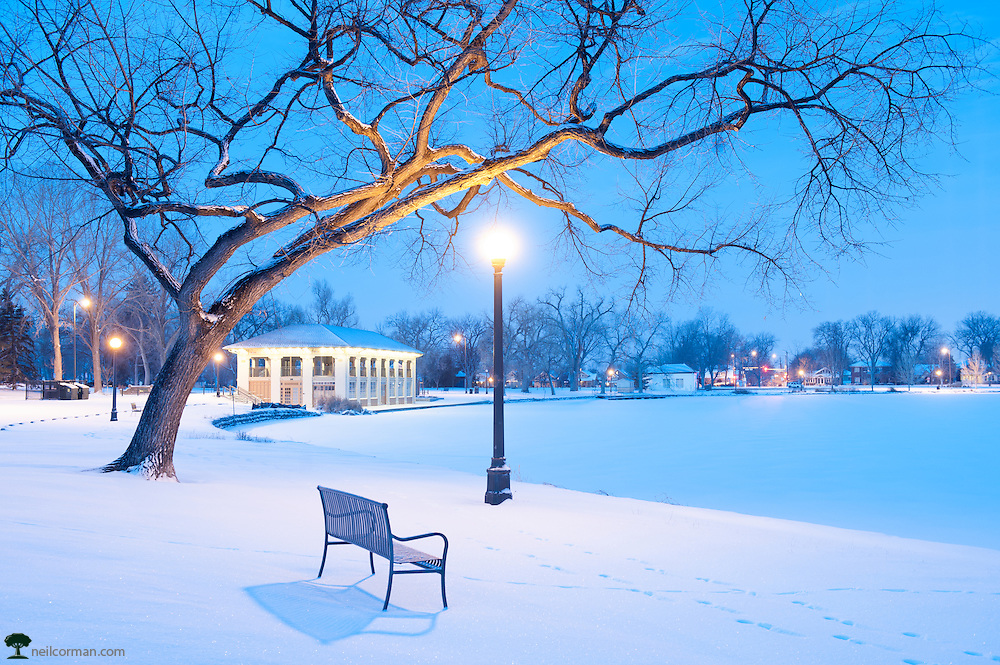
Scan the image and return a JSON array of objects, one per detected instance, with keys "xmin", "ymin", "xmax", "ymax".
[{"xmin": 224, "ymin": 324, "xmax": 422, "ymax": 355}]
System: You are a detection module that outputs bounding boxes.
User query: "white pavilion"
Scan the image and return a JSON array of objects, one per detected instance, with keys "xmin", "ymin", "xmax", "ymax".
[{"xmin": 224, "ymin": 324, "xmax": 422, "ymax": 409}]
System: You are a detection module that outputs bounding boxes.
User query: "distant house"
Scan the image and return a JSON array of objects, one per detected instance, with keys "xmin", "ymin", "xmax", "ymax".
[
  {"xmin": 224, "ymin": 324, "xmax": 422, "ymax": 409},
  {"xmin": 804, "ymin": 367, "xmax": 833, "ymax": 387},
  {"xmin": 645, "ymin": 364, "xmax": 697, "ymax": 394},
  {"xmin": 849, "ymin": 360, "xmax": 893, "ymax": 386}
]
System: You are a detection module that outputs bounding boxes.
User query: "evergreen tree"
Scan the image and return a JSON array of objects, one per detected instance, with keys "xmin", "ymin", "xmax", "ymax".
[{"xmin": 0, "ymin": 289, "xmax": 37, "ymax": 386}]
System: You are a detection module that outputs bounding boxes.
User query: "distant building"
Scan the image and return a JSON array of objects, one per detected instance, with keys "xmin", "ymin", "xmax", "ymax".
[
  {"xmin": 849, "ymin": 360, "xmax": 892, "ymax": 386},
  {"xmin": 645, "ymin": 364, "xmax": 697, "ymax": 394},
  {"xmin": 224, "ymin": 324, "xmax": 422, "ymax": 409}
]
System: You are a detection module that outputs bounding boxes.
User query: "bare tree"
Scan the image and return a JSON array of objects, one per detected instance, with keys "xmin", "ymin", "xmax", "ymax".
[
  {"xmin": 889, "ymin": 315, "xmax": 941, "ymax": 389},
  {"xmin": 813, "ymin": 321, "xmax": 852, "ymax": 386},
  {"xmin": 451, "ymin": 314, "xmax": 491, "ymax": 391},
  {"xmin": 69, "ymin": 202, "xmax": 137, "ymax": 391},
  {"xmin": 541, "ymin": 288, "xmax": 611, "ymax": 391},
  {"xmin": 740, "ymin": 332, "xmax": 776, "ymax": 387},
  {"xmin": 617, "ymin": 312, "xmax": 668, "ymax": 393},
  {"xmin": 0, "ymin": 0, "xmax": 979, "ymax": 477},
  {"xmin": 0, "ymin": 177, "xmax": 82, "ymax": 379},
  {"xmin": 311, "ymin": 280, "xmax": 359, "ymax": 327},
  {"xmin": 954, "ymin": 312, "xmax": 999, "ymax": 372},
  {"xmin": 505, "ymin": 298, "xmax": 550, "ymax": 393},
  {"xmin": 848, "ymin": 311, "xmax": 894, "ymax": 390}
]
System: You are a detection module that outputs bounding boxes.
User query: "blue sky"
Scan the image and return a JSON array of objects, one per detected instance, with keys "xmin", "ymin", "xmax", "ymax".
[{"xmin": 269, "ymin": 0, "xmax": 1000, "ymax": 356}]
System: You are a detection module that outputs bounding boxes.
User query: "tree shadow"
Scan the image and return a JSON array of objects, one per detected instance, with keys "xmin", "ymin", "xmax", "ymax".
[{"xmin": 245, "ymin": 580, "xmax": 440, "ymax": 643}]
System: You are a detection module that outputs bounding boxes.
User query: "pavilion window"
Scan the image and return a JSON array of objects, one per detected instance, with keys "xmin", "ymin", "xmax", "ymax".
[
  {"xmin": 313, "ymin": 356, "xmax": 334, "ymax": 377},
  {"xmin": 280, "ymin": 357, "xmax": 302, "ymax": 377},
  {"xmin": 406, "ymin": 361, "xmax": 411, "ymax": 378},
  {"xmin": 249, "ymin": 357, "xmax": 269, "ymax": 378},
  {"xmin": 360, "ymin": 357, "xmax": 367, "ymax": 377},
  {"xmin": 381, "ymin": 359, "xmax": 387, "ymax": 378},
  {"xmin": 370, "ymin": 358, "xmax": 377, "ymax": 377},
  {"xmin": 389, "ymin": 359, "xmax": 395, "ymax": 377},
  {"xmin": 349, "ymin": 357, "xmax": 357, "ymax": 377}
]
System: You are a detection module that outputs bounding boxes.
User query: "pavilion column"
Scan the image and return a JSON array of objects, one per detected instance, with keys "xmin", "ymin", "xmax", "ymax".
[
  {"xmin": 302, "ymin": 351, "xmax": 314, "ymax": 408},
  {"xmin": 269, "ymin": 354, "xmax": 281, "ymax": 404},
  {"xmin": 334, "ymin": 352, "xmax": 348, "ymax": 400},
  {"xmin": 235, "ymin": 350, "xmax": 249, "ymax": 393}
]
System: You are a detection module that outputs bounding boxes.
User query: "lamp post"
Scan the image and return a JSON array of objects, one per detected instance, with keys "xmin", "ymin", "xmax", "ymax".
[
  {"xmin": 940, "ymin": 347, "xmax": 951, "ymax": 386},
  {"xmin": 109, "ymin": 336, "xmax": 122, "ymax": 421},
  {"xmin": 936, "ymin": 368, "xmax": 943, "ymax": 387},
  {"xmin": 484, "ymin": 228, "xmax": 514, "ymax": 505},
  {"xmin": 214, "ymin": 352, "xmax": 224, "ymax": 397},
  {"xmin": 73, "ymin": 297, "xmax": 91, "ymax": 382}
]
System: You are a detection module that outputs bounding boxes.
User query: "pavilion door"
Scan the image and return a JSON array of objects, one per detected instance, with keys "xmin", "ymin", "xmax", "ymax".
[{"xmin": 380, "ymin": 383, "xmax": 387, "ymax": 405}]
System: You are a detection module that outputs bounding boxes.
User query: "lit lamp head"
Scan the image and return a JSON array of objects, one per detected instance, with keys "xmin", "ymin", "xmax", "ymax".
[
  {"xmin": 453, "ymin": 333, "xmax": 463, "ymax": 344},
  {"xmin": 941, "ymin": 347, "xmax": 949, "ymax": 355},
  {"xmin": 80, "ymin": 296, "xmax": 92, "ymax": 309},
  {"xmin": 214, "ymin": 352, "xmax": 224, "ymax": 363},
  {"xmin": 480, "ymin": 227, "xmax": 517, "ymax": 270},
  {"xmin": 109, "ymin": 336, "xmax": 122, "ymax": 350}
]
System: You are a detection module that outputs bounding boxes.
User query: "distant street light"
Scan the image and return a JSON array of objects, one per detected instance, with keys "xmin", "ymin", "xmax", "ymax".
[
  {"xmin": 453, "ymin": 333, "xmax": 469, "ymax": 392},
  {"xmin": 109, "ymin": 336, "xmax": 122, "ymax": 421},
  {"xmin": 940, "ymin": 347, "xmax": 951, "ymax": 385},
  {"xmin": 482, "ymin": 227, "xmax": 515, "ymax": 506},
  {"xmin": 214, "ymin": 352, "xmax": 225, "ymax": 397},
  {"xmin": 73, "ymin": 297, "xmax": 91, "ymax": 382},
  {"xmin": 936, "ymin": 368, "xmax": 943, "ymax": 387}
]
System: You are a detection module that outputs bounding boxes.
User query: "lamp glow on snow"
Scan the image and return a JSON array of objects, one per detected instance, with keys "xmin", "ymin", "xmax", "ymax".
[
  {"xmin": 483, "ymin": 226, "xmax": 515, "ymax": 506},
  {"xmin": 109, "ymin": 336, "xmax": 123, "ymax": 422}
]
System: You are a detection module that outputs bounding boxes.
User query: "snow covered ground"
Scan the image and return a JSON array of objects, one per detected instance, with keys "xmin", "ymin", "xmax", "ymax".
[{"xmin": 2, "ymin": 388, "xmax": 998, "ymax": 664}]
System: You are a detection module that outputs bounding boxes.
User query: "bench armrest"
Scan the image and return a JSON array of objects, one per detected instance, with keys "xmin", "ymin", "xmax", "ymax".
[{"xmin": 393, "ymin": 531, "xmax": 449, "ymax": 560}]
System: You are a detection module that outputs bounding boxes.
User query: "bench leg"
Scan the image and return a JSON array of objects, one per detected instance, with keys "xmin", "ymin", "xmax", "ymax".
[
  {"xmin": 382, "ymin": 563, "xmax": 394, "ymax": 611},
  {"xmin": 369, "ymin": 551, "xmax": 375, "ymax": 575},
  {"xmin": 440, "ymin": 570, "xmax": 448, "ymax": 609},
  {"xmin": 318, "ymin": 539, "xmax": 329, "ymax": 578}
]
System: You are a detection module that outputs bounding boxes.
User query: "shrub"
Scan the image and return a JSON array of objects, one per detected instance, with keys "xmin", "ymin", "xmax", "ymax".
[{"xmin": 315, "ymin": 395, "xmax": 370, "ymax": 415}]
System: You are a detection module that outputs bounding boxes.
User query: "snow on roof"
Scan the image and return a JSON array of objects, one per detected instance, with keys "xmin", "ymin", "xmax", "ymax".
[
  {"xmin": 223, "ymin": 324, "xmax": 421, "ymax": 355},
  {"xmin": 649, "ymin": 363, "xmax": 695, "ymax": 374}
]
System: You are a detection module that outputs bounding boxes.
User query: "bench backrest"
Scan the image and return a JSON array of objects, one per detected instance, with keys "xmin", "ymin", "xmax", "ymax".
[{"xmin": 317, "ymin": 486, "xmax": 393, "ymax": 560}]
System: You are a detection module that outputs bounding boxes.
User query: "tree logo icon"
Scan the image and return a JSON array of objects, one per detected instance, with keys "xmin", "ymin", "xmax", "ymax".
[{"xmin": 4, "ymin": 633, "xmax": 30, "ymax": 659}]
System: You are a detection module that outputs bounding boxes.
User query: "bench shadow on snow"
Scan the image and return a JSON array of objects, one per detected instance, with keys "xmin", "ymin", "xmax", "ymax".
[{"xmin": 245, "ymin": 579, "xmax": 440, "ymax": 643}]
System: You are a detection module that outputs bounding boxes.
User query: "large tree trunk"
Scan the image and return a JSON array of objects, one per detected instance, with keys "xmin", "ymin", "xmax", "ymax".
[
  {"xmin": 101, "ymin": 326, "xmax": 221, "ymax": 480},
  {"xmin": 49, "ymin": 315, "xmax": 63, "ymax": 380}
]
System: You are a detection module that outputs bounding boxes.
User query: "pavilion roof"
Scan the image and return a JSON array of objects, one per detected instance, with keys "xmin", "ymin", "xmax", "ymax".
[{"xmin": 223, "ymin": 324, "xmax": 421, "ymax": 355}]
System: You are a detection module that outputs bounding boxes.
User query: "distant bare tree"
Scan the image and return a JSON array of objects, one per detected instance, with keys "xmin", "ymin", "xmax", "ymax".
[
  {"xmin": 813, "ymin": 321, "xmax": 852, "ymax": 386},
  {"xmin": 889, "ymin": 315, "xmax": 942, "ymax": 389},
  {"xmin": 541, "ymin": 288, "xmax": 612, "ymax": 391},
  {"xmin": 0, "ymin": 0, "xmax": 980, "ymax": 477},
  {"xmin": 741, "ymin": 332, "xmax": 776, "ymax": 386},
  {"xmin": 0, "ymin": 177, "xmax": 83, "ymax": 379},
  {"xmin": 311, "ymin": 280, "xmax": 359, "ymax": 327},
  {"xmin": 848, "ymin": 311, "xmax": 895, "ymax": 390},
  {"xmin": 954, "ymin": 312, "xmax": 1000, "ymax": 372},
  {"xmin": 617, "ymin": 312, "xmax": 669, "ymax": 393},
  {"xmin": 69, "ymin": 204, "xmax": 137, "ymax": 391},
  {"xmin": 451, "ymin": 314, "xmax": 491, "ymax": 391},
  {"xmin": 505, "ymin": 298, "xmax": 551, "ymax": 393}
]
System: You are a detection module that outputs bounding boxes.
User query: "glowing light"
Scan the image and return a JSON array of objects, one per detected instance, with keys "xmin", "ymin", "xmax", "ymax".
[
  {"xmin": 480, "ymin": 227, "xmax": 517, "ymax": 264},
  {"xmin": 109, "ymin": 337, "xmax": 122, "ymax": 350}
]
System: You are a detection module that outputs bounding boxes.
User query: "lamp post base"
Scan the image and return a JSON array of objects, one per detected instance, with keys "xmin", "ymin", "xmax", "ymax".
[{"xmin": 485, "ymin": 461, "xmax": 512, "ymax": 505}]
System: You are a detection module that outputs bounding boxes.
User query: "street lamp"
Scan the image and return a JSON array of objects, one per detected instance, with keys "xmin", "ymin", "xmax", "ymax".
[
  {"xmin": 482, "ymin": 227, "xmax": 515, "ymax": 506},
  {"xmin": 214, "ymin": 352, "xmax": 225, "ymax": 397},
  {"xmin": 935, "ymin": 368, "xmax": 943, "ymax": 387},
  {"xmin": 109, "ymin": 336, "xmax": 122, "ymax": 421},
  {"xmin": 940, "ymin": 347, "xmax": 951, "ymax": 385},
  {"xmin": 750, "ymin": 349, "xmax": 757, "ymax": 386},
  {"xmin": 73, "ymin": 297, "xmax": 91, "ymax": 382}
]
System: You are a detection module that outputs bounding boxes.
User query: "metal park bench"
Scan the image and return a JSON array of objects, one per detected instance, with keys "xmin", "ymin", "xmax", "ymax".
[{"xmin": 316, "ymin": 486, "xmax": 449, "ymax": 611}]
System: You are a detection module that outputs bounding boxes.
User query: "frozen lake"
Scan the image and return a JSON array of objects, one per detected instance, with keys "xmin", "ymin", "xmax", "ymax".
[{"xmin": 257, "ymin": 390, "xmax": 1000, "ymax": 550}]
